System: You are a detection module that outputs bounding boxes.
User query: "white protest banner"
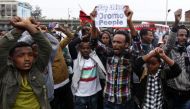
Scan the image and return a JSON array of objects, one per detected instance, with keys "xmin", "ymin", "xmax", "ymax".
[{"xmin": 95, "ymin": 4, "xmax": 127, "ymax": 27}]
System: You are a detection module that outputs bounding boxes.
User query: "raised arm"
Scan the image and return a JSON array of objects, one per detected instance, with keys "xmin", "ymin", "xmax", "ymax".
[
  {"xmin": 0, "ymin": 29, "xmax": 23, "ymax": 70},
  {"xmin": 156, "ymin": 48, "xmax": 174, "ymax": 66},
  {"xmin": 163, "ymin": 9, "xmax": 182, "ymax": 54},
  {"xmin": 68, "ymin": 37, "xmax": 81, "ymax": 60},
  {"xmin": 133, "ymin": 48, "xmax": 157, "ymax": 77},
  {"xmin": 25, "ymin": 18, "xmax": 52, "ymax": 72},
  {"xmin": 90, "ymin": 7, "xmax": 100, "ymax": 39},
  {"xmin": 156, "ymin": 48, "xmax": 181, "ymax": 79},
  {"xmin": 55, "ymin": 25, "xmax": 74, "ymax": 48},
  {"xmin": 0, "ymin": 16, "xmax": 30, "ymax": 70},
  {"xmin": 124, "ymin": 5, "xmax": 138, "ymax": 37}
]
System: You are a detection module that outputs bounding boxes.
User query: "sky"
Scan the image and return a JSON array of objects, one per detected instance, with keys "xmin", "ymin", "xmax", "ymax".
[{"xmin": 20, "ymin": 0, "xmax": 190, "ymax": 21}]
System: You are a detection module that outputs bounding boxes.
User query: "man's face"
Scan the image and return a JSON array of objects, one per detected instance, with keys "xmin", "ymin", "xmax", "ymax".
[
  {"xmin": 177, "ymin": 29, "xmax": 187, "ymax": 46},
  {"xmin": 142, "ymin": 31, "xmax": 153, "ymax": 44},
  {"xmin": 80, "ymin": 42, "xmax": 91, "ymax": 59},
  {"xmin": 12, "ymin": 47, "xmax": 34, "ymax": 71},
  {"xmin": 112, "ymin": 34, "xmax": 126, "ymax": 55}
]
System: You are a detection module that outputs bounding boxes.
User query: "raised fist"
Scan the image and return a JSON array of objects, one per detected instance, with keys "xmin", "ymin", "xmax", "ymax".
[
  {"xmin": 124, "ymin": 5, "xmax": 133, "ymax": 21},
  {"xmin": 174, "ymin": 9, "xmax": 182, "ymax": 23}
]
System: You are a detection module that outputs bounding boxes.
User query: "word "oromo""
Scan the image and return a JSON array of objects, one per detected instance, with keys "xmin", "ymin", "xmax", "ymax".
[{"xmin": 98, "ymin": 13, "xmax": 124, "ymax": 19}]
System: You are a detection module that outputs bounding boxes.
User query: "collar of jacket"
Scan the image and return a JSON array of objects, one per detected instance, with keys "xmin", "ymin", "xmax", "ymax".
[{"xmin": 174, "ymin": 44, "xmax": 187, "ymax": 53}]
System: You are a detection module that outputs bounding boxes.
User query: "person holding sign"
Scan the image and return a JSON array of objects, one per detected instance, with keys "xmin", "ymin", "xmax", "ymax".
[{"xmin": 90, "ymin": 5, "xmax": 136, "ymax": 109}]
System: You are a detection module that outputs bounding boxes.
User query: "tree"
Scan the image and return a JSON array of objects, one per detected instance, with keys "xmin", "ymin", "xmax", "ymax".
[{"xmin": 31, "ymin": 6, "xmax": 42, "ymax": 20}]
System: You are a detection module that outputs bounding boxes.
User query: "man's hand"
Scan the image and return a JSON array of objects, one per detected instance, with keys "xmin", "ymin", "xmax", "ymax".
[
  {"xmin": 155, "ymin": 47, "xmax": 166, "ymax": 58},
  {"xmin": 38, "ymin": 25, "xmax": 48, "ymax": 33},
  {"xmin": 156, "ymin": 47, "xmax": 174, "ymax": 66},
  {"xmin": 10, "ymin": 16, "xmax": 39, "ymax": 34},
  {"xmin": 90, "ymin": 6, "xmax": 97, "ymax": 21},
  {"xmin": 10, "ymin": 16, "xmax": 37, "ymax": 29},
  {"xmin": 124, "ymin": 5, "xmax": 133, "ymax": 21},
  {"xmin": 10, "ymin": 16, "xmax": 25, "ymax": 29},
  {"xmin": 174, "ymin": 9, "xmax": 182, "ymax": 23},
  {"xmin": 54, "ymin": 24, "xmax": 67, "ymax": 33},
  {"xmin": 54, "ymin": 24, "xmax": 74, "ymax": 38}
]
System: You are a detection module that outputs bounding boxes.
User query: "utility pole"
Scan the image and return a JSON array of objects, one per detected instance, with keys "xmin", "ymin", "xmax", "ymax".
[{"xmin": 165, "ymin": 0, "xmax": 169, "ymax": 25}]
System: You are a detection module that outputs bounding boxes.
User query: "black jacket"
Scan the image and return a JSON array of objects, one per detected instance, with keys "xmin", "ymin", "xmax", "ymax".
[{"xmin": 134, "ymin": 57, "xmax": 181, "ymax": 109}]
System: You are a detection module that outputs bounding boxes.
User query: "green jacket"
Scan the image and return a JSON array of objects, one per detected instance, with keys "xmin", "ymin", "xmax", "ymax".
[{"xmin": 0, "ymin": 29, "xmax": 52, "ymax": 109}]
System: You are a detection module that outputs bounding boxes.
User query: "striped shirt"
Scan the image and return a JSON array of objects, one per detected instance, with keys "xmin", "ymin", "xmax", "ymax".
[
  {"xmin": 75, "ymin": 58, "xmax": 101, "ymax": 96},
  {"xmin": 80, "ymin": 65, "xmax": 97, "ymax": 82}
]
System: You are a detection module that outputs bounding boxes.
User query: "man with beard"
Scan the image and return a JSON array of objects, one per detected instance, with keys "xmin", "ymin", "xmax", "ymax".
[{"xmin": 164, "ymin": 9, "xmax": 190, "ymax": 109}]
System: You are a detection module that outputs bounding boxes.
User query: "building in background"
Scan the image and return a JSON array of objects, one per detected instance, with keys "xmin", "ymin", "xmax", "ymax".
[
  {"xmin": 0, "ymin": 0, "xmax": 31, "ymax": 19},
  {"xmin": 185, "ymin": 10, "xmax": 190, "ymax": 22}
]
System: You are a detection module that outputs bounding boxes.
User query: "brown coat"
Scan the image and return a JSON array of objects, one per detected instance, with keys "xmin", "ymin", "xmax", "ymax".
[{"xmin": 52, "ymin": 32, "xmax": 74, "ymax": 84}]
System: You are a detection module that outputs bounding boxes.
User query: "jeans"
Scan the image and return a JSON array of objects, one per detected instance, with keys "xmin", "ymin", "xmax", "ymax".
[
  {"xmin": 104, "ymin": 99, "xmax": 135, "ymax": 109},
  {"xmin": 74, "ymin": 93, "xmax": 98, "ymax": 109},
  {"xmin": 97, "ymin": 79, "xmax": 105, "ymax": 109}
]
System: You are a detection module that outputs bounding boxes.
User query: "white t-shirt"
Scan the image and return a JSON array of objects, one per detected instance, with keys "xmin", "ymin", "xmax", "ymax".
[{"xmin": 75, "ymin": 58, "xmax": 101, "ymax": 96}]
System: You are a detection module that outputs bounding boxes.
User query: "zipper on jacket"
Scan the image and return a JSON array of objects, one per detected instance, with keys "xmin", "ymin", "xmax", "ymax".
[{"xmin": 43, "ymin": 85, "xmax": 49, "ymax": 109}]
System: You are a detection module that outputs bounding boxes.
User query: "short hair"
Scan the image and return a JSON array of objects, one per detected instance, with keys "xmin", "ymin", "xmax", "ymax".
[
  {"xmin": 140, "ymin": 28, "xmax": 152, "ymax": 38},
  {"xmin": 79, "ymin": 37, "xmax": 90, "ymax": 48},
  {"xmin": 177, "ymin": 25, "xmax": 189, "ymax": 37},
  {"xmin": 113, "ymin": 30, "xmax": 131, "ymax": 44},
  {"xmin": 9, "ymin": 42, "xmax": 32, "ymax": 57}
]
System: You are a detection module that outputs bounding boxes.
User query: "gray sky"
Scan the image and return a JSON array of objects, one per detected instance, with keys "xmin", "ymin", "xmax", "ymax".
[{"xmin": 20, "ymin": 0, "xmax": 190, "ymax": 21}]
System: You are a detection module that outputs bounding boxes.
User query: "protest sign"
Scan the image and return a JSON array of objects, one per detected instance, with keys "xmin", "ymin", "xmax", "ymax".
[{"xmin": 95, "ymin": 4, "xmax": 127, "ymax": 27}]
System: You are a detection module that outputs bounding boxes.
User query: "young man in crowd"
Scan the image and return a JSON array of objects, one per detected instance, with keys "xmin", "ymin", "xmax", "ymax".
[
  {"xmin": 134, "ymin": 47, "xmax": 181, "ymax": 109},
  {"xmin": 0, "ymin": 16, "xmax": 52, "ymax": 109},
  {"xmin": 89, "ymin": 6, "xmax": 136, "ymax": 109},
  {"xmin": 50, "ymin": 24, "xmax": 74, "ymax": 109},
  {"xmin": 70, "ymin": 36, "xmax": 106, "ymax": 109},
  {"xmin": 163, "ymin": 9, "xmax": 190, "ymax": 109},
  {"xmin": 125, "ymin": 6, "xmax": 156, "ymax": 108}
]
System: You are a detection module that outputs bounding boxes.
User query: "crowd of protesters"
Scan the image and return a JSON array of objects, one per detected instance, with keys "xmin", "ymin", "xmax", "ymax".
[{"xmin": 0, "ymin": 5, "xmax": 190, "ymax": 109}]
